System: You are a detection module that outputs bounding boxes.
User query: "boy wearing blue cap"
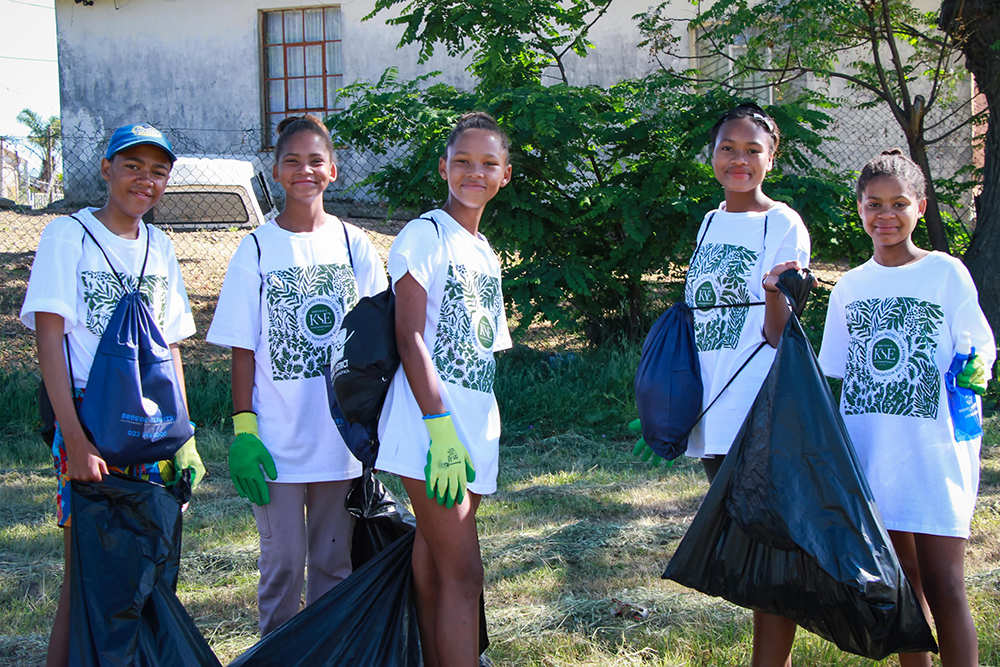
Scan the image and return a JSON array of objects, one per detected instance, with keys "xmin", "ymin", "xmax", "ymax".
[{"xmin": 20, "ymin": 123, "xmax": 203, "ymax": 667}]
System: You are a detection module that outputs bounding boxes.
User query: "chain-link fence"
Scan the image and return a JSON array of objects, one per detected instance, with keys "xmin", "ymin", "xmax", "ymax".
[
  {"xmin": 1, "ymin": 126, "xmax": 414, "ymax": 375},
  {"xmin": 0, "ymin": 101, "xmax": 982, "ymax": 374},
  {"xmin": 808, "ymin": 97, "xmax": 979, "ymax": 230}
]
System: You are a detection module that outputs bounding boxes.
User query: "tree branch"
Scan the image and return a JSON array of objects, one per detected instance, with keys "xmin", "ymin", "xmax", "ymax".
[
  {"xmin": 924, "ymin": 108, "xmax": 985, "ymax": 145},
  {"xmin": 864, "ymin": 3, "xmax": 907, "ymax": 129},
  {"xmin": 878, "ymin": 0, "xmax": 915, "ymax": 116}
]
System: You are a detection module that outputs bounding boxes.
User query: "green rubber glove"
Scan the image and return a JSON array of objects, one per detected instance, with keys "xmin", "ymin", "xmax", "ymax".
[
  {"xmin": 423, "ymin": 413, "xmax": 476, "ymax": 509},
  {"xmin": 956, "ymin": 353, "xmax": 989, "ymax": 396},
  {"xmin": 173, "ymin": 426, "xmax": 206, "ymax": 489},
  {"xmin": 628, "ymin": 419, "xmax": 674, "ymax": 468},
  {"xmin": 229, "ymin": 412, "xmax": 277, "ymax": 505}
]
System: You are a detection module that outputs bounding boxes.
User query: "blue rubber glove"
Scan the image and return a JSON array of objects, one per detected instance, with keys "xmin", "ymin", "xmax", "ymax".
[
  {"xmin": 628, "ymin": 419, "xmax": 673, "ymax": 468},
  {"xmin": 229, "ymin": 412, "xmax": 277, "ymax": 505},
  {"xmin": 423, "ymin": 413, "xmax": 476, "ymax": 508}
]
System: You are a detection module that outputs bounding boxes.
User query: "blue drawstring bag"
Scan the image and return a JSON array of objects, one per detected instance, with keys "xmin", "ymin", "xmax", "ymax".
[
  {"xmin": 634, "ymin": 302, "xmax": 703, "ymax": 461},
  {"xmin": 71, "ymin": 217, "xmax": 193, "ymax": 467}
]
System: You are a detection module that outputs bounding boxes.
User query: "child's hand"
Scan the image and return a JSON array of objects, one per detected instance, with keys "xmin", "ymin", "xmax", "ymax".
[
  {"xmin": 65, "ymin": 434, "xmax": 109, "ymax": 482},
  {"xmin": 628, "ymin": 419, "xmax": 676, "ymax": 469},
  {"xmin": 762, "ymin": 261, "xmax": 804, "ymax": 294},
  {"xmin": 628, "ymin": 419, "xmax": 673, "ymax": 468},
  {"xmin": 229, "ymin": 412, "xmax": 277, "ymax": 505},
  {"xmin": 957, "ymin": 354, "xmax": 989, "ymax": 396},
  {"xmin": 423, "ymin": 413, "xmax": 476, "ymax": 508},
  {"xmin": 172, "ymin": 430, "xmax": 206, "ymax": 489}
]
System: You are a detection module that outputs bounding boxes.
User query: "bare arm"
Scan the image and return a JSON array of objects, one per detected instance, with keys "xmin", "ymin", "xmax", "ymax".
[
  {"xmin": 762, "ymin": 261, "xmax": 802, "ymax": 348},
  {"xmin": 36, "ymin": 312, "xmax": 108, "ymax": 481},
  {"xmin": 395, "ymin": 272, "xmax": 446, "ymax": 417},
  {"xmin": 169, "ymin": 343, "xmax": 188, "ymax": 410},
  {"xmin": 231, "ymin": 347, "xmax": 256, "ymax": 415}
]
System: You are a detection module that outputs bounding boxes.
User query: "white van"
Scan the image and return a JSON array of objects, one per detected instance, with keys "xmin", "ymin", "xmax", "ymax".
[{"xmin": 144, "ymin": 156, "xmax": 275, "ymax": 230}]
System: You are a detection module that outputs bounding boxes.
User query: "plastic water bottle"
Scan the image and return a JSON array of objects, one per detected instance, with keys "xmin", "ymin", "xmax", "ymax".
[{"xmin": 945, "ymin": 331, "xmax": 983, "ymax": 442}]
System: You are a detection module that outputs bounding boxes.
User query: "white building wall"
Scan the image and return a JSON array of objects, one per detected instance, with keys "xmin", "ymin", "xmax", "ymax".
[{"xmin": 54, "ymin": 0, "xmax": 971, "ymax": 206}]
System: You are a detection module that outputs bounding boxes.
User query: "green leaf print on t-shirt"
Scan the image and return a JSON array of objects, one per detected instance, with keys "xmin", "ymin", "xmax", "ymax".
[
  {"xmin": 433, "ymin": 263, "xmax": 504, "ymax": 393},
  {"xmin": 843, "ymin": 296, "xmax": 944, "ymax": 419},
  {"xmin": 685, "ymin": 243, "xmax": 758, "ymax": 351},
  {"xmin": 81, "ymin": 271, "xmax": 169, "ymax": 336},
  {"xmin": 264, "ymin": 263, "xmax": 358, "ymax": 381}
]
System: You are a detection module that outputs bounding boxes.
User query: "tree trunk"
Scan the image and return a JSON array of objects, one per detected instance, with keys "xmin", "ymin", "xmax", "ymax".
[
  {"xmin": 963, "ymin": 82, "xmax": 1000, "ymax": 335},
  {"xmin": 908, "ymin": 139, "xmax": 951, "ymax": 253},
  {"xmin": 942, "ymin": 0, "xmax": 1000, "ymax": 334}
]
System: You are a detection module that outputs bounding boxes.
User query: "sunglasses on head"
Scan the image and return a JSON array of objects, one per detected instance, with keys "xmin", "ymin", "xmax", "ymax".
[{"xmin": 718, "ymin": 103, "xmax": 776, "ymax": 134}]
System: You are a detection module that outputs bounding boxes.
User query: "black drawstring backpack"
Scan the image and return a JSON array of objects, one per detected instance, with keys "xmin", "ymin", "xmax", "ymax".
[
  {"xmin": 327, "ymin": 217, "xmax": 439, "ymax": 461},
  {"xmin": 70, "ymin": 216, "xmax": 192, "ymax": 467}
]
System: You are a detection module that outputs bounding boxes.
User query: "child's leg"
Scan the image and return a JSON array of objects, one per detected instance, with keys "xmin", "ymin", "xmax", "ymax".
[
  {"xmin": 45, "ymin": 527, "xmax": 71, "ymax": 667},
  {"xmin": 888, "ymin": 531, "xmax": 933, "ymax": 667},
  {"xmin": 401, "ymin": 476, "xmax": 483, "ymax": 667},
  {"xmin": 412, "ymin": 523, "xmax": 443, "ymax": 666},
  {"xmin": 912, "ymin": 533, "xmax": 978, "ymax": 667},
  {"xmin": 252, "ymin": 482, "xmax": 307, "ymax": 636},
  {"xmin": 303, "ymin": 479, "xmax": 355, "ymax": 606},
  {"xmin": 751, "ymin": 611, "xmax": 795, "ymax": 667}
]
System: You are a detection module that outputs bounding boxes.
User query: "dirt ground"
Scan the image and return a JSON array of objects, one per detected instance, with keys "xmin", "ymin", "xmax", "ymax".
[
  {"xmin": 0, "ymin": 208, "xmax": 849, "ymax": 372},
  {"xmin": 0, "ymin": 209, "xmax": 403, "ymax": 371}
]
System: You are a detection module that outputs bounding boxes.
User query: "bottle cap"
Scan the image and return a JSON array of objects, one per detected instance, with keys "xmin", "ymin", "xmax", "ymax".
[{"xmin": 956, "ymin": 331, "xmax": 972, "ymax": 356}]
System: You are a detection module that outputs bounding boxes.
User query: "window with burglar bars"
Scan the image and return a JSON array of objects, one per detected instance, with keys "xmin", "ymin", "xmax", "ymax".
[
  {"xmin": 694, "ymin": 28, "xmax": 772, "ymax": 106},
  {"xmin": 261, "ymin": 6, "xmax": 344, "ymax": 149}
]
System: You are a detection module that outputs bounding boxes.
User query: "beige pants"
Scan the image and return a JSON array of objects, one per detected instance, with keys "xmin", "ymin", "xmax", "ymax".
[{"xmin": 252, "ymin": 479, "xmax": 356, "ymax": 636}]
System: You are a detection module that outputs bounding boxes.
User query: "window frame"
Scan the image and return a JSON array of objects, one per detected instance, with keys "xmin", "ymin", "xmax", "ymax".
[
  {"xmin": 690, "ymin": 26, "xmax": 773, "ymax": 106},
  {"xmin": 258, "ymin": 5, "xmax": 345, "ymax": 151}
]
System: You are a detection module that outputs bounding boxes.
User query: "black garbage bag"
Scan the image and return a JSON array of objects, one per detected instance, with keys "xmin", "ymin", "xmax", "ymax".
[
  {"xmin": 634, "ymin": 302, "xmax": 702, "ymax": 461},
  {"xmin": 662, "ymin": 309, "xmax": 937, "ymax": 659},
  {"xmin": 69, "ymin": 473, "xmax": 221, "ymax": 667},
  {"xmin": 230, "ymin": 469, "xmax": 489, "ymax": 666},
  {"xmin": 347, "ymin": 467, "xmax": 417, "ymax": 568},
  {"xmin": 229, "ymin": 530, "xmax": 422, "ymax": 667}
]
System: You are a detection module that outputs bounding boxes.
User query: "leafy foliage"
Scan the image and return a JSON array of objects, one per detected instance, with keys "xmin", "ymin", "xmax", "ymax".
[
  {"xmin": 331, "ymin": 73, "xmax": 853, "ymax": 342},
  {"xmin": 16, "ymin": 108, "xmax": 61, "ymax": 182},
  {"xmin": 635, "ymin": 0, "xmax": 985, "ymax": 255},
  {"xmin": 330, "ymin": 1, "xmax": 856, "ymax": 343}
]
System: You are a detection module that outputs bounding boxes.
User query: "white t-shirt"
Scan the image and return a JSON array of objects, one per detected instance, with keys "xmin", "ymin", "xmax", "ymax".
[
  {"xmin": 818, "ymin": 252, "xmax": 996, "ymax": 538},
  {"xmin": 20, "ymin": 207, "xmax": 195, "ymax": 387},
  {"xmin": 207, "ymin": 218, "xmax": 387, "ymax": 483},
  {"xmin": 377, "ymin": 210, "xmax": 512, "ymax": 495},
  {"xmin": 683, "ymin": 202, "xmax": 811, "ymax": 458}
]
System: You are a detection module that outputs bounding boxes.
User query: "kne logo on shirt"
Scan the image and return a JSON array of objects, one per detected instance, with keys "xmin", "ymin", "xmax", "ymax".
[
  {"xmin": 473, "ymin": 310, "xmax": 495, "ymax": 350},
  {"xmin": 694, "ymin": 279, "xmax": 717, "ymax": 309}
]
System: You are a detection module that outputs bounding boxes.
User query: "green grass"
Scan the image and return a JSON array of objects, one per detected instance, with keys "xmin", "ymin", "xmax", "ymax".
[
  {"xmin": 4, "ymin": 322, "xmax": 1000, "ymax": 665},
  {"xmin": 4, "ymin": 418, "xmax": 1000, "ymax": 665}
]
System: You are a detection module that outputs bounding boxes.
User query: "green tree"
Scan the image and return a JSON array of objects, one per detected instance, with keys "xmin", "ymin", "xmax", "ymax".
[
  {"xmin": 16, "ymin": 108, "xmax": 61, "ymax": 187},
  {"xmin": 939, "ymin": 0, "xmax": 1000, "ymax": 334},
  {"xmin": 367, "ymin": 0, "xmax": 614, "ymax": 89},
  {"xmin": 637, "ymin": 0, "xmax": 983, "ymax": 257},
  {"xmin": 334, "ymin": 1, "xmax": 852, "ymax": 343}
]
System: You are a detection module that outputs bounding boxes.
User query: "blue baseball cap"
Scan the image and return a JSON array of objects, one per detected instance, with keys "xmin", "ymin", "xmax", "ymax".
[{"xmin": 105, "ymin": 124, "xmax": 177, "ymax": 163}]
